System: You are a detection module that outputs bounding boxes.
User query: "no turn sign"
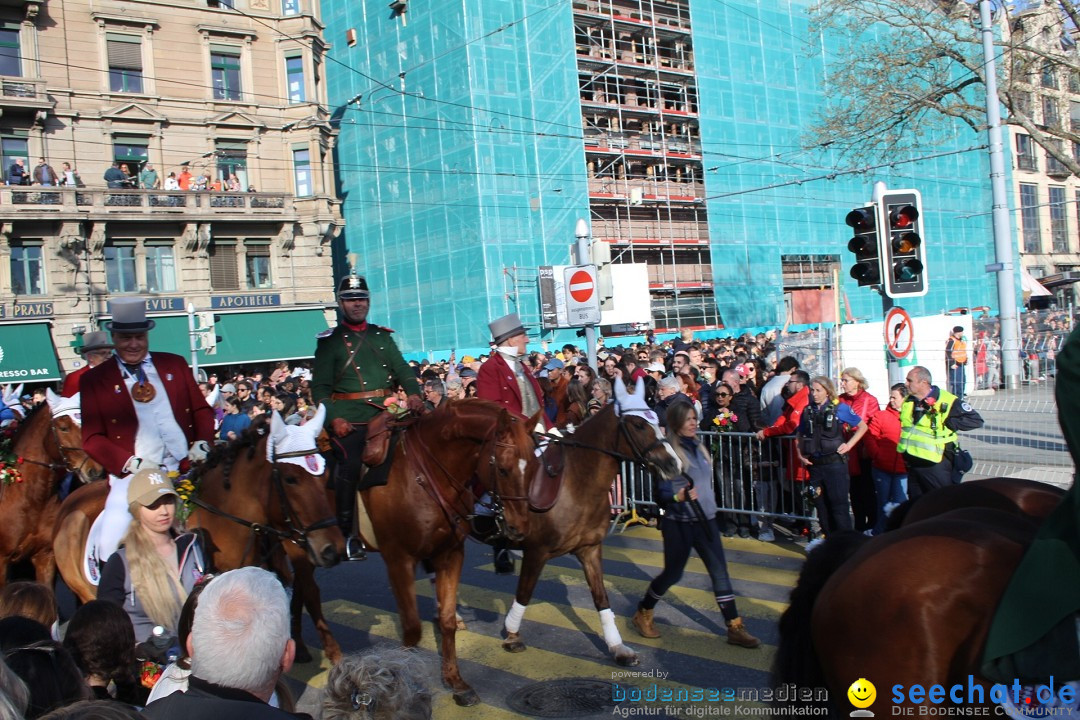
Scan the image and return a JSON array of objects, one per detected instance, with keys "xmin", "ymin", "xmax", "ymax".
[
  {"xmin": 884, "ymin": 306, "xmax": 914, "ymax": 359},
  {"xmin": 563, "ymin": 265, "xmax": 600, "ymax": 326}
]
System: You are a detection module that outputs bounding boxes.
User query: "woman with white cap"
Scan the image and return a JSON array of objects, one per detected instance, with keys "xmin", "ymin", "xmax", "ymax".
[{"xmin": 98, "ymin": 468, "xmax": 205, "ymax": 645}]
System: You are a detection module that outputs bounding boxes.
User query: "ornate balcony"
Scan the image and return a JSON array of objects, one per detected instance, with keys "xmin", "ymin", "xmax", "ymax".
[{"xmin": 0, "ymin": 187, "xmax": 297, "ymax": 221}]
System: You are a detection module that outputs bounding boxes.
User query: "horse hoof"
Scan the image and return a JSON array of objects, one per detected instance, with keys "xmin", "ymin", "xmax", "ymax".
[
  {"xmin": 453, "ymin": 689, "xmax": 481, "ymax": 707},
  {"xmin": 294, "ymin": 644, "xmax": 313, "ymax": 664},
  {"xmin": 455, "ymin": 613, "xmax": 467, "ymax": 632},
  {"xmin": 503, "ymin": 632, "xmax": 527, "ymax": 653},
  {"xmin": 612, "ymin": 645, "xmax": 639, "ymax": 667}
]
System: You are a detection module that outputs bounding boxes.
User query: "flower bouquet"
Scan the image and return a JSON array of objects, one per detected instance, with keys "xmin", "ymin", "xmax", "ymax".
[
  {"xmin": 712, "ymin": 408, "xmax": 739, "ymax": 432},
  {"xmin": 0, "ymin": 423, "xmax": 22, "ymax": 485},
  {"xmin": 173, "ymin": 473, "xmax": 198, "ymax": 526},
  {"xmin": 383, "ymin": 395, "xmax": 409, "ymax": 419}
]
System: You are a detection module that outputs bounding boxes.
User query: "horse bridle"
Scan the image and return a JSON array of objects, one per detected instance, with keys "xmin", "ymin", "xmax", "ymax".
[
  {"xmin": 17, "ymin": 415, "xmax": 100, "ymax": 481},
  {"xmin": 537, "ymin": 413, "xmax": 669, "ymax": 469},
  {"xmin": 190, "ymin": 447, "xmax": 337, "ymax": 553}
]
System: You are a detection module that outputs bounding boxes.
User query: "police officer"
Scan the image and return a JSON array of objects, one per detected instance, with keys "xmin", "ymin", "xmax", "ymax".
[
  {"xmin": 897, "ymin": 365, "xmax": 983, "ymax": 500},
  {"xmin": 312, "ymin": 275, "xmax": 423, "ymax": 560}
]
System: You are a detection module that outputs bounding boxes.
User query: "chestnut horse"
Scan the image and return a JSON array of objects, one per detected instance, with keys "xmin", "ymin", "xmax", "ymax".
[
  {"xmin": 0, "ymin": 390, "xmax": 102, "ymax": 587},
  {"xmin": 361, "ymin": 400, "xmax": 538, "ymax": 707},
  {"xmin": 500, "ymin": 377, "xmax": 683, "ymax": 668},
  {"xmin": 774, "ymin": 478, "xmax": 1066, "ymax": 717},
  {"xmin": 53, "ymin": 408, "xmax": 345, "ymax": 661}
]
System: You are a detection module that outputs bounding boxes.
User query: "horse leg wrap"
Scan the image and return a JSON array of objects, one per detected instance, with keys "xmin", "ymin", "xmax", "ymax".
[
  {"xmin": 505, "ymin": 601, "xmax": 528, "ymax": 634},
  {"xmin": 599, "ymin": 608, "xmax": 623, "ymax": 650}
]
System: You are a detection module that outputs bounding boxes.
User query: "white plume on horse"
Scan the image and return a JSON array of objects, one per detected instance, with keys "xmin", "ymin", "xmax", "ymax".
[
  {"xmin": 266, "ymin": 403, "xmax": 327, "ymax": 475},
  {"xmin": 46, "ymin": 388, "xmax": 83, "ymax": 424}
]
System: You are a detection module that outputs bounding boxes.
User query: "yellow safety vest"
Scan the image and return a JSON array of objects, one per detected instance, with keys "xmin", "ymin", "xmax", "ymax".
[{"xmin": 897, "ymin": 390, "xmax": 959, "ymax": 463}]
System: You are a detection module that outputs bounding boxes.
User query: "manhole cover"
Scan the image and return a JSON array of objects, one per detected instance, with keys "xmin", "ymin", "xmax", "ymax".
[{"xmin": 506, "ymin": 678, "xmax": 619, "ymax": 717}]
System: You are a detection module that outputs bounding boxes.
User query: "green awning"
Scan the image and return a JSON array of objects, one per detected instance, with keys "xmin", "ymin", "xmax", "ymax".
[
  {"xmin": 0, "ymin": 322, "xmax": 62, "ymax": 382},
  {"xmin": 146, "ymin": 309, "xmax": 328, "ymax": 367}
]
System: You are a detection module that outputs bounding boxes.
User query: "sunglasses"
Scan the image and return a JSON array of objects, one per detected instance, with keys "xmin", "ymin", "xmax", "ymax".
[{"xmin": 717, "ymin": 392, "xmax": 732, "ymax": 398}]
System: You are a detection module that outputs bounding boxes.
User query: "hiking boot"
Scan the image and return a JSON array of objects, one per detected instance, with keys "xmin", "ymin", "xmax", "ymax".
[
  {"xmin": 632, "ymin": 608, "xmax": 661, "ymax": 638},
  {"xmin": 726, "ymin": 618, "xmax": 760, "ymax": 648},
  {"xmin": 344, "ymin": 536, "xmax": 367, "ymax": 561}
]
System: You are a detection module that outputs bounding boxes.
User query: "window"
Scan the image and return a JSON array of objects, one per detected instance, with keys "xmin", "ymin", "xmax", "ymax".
[
  {"xmin": 10, "ymin": 242, "xmax": 43, "ymax": 295},
  {"xmin": 145, "ymin": 242, "xmax": 176, "ymax": 292},
  {"xmin": 107, "ymin": 33, "xmax": 143, "ymax": 93},
  {"xmin": 1041, "ymin": 61, "xmax": 1058, "ymax": 89},
  {"xmin": 113, "ymin": 135, "xmax": 149, "ymax": 175},
  {"xmin": 208, "ymin": 241, "xmax": 239, "ymax": 290},
  {"xmin": 1050, "ymin": 186, "xmax": 1069, "ymax": 253},
  {"xmin": 1015, "ymin": 91, "xmax": 1033, "ymax": 117},
  {"xmin": 1071, "ymin": 101, "xmax": 1080, "ymax": 132},
  {"xmin": 1071, "ymin": 70, "xmax": 1080, "ymax": 94},
  {"xmin": 0, "ymin": 26, "xmax": 20, "ymax": 77},
  {"xmin": 245, "ymin": 241, "xmax": 272, "ymax": 288},
  {"xmin": 282, "ymin": 0, "xmax": 300, "ymax": 16},
  {"xmin": 1016, "ymin": 134, "xmax": 1036, "ymax": 171},
  {"xmin": 285, "ymin": 55, "xmax": 304, "ymax": 103},
  {"xmin": 292, "ymin": 147, "xmax": 312, "ymax": 196},
  {"xmin": 1043, "ymin": 96, "xmax": 1060, "ymax": 128},
  {"xmin": 1047, "ymin": 140, "xmax": 1069, "ymax": 176},
  {"xmin": 1, "ymin": 135, "xmax": 27, "ymax": 179},
  {"xmin": 211, "ymin": 47, "xmax": 242, "ymax": 101},
  {"xmin": 104, "ymin": 242, "xmax": 138, "ymax": 292},
  {"xmin": 215, "ymin": 140, "xmax": 248, "ymax": 190},
  {"xmin": 1020, "ymin": 183, "xmax": 1042, "ymax": 254}
]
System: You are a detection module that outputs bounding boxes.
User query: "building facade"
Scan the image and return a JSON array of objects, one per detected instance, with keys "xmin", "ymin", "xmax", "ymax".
[
  {"xmin": 323, "ymin": 0, "xmax": 1001, "ymax": 354},
  {"xmin": 0, "ymin": 0, "xmax": 342, "ymax": 384}
]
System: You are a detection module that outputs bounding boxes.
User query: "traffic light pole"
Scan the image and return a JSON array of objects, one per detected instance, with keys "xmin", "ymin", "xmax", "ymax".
[
  {"xmin": 574, "ymin": 218, "xmax": 598, "ymax": 371},
  {"xmin": 980, "ymin": 0, "xmax": 1022, "ymax": 390},
  {"xmin": 187, "ymin": 302, "xmax": 199, "ymax": 381}
]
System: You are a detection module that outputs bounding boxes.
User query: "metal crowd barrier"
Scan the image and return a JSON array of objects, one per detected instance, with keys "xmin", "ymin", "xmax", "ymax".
[{"xmin": 610, "ymin": 431, "xmax": 817, "ymax": 534}]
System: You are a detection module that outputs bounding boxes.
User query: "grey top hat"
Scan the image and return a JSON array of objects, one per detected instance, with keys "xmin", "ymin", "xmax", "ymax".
[
  {"xmin": 76, "ymin": 331, "xmax": 114, "ymax": 355},
  {"xmin": 107, "ymin": 297, "xmax": 156, "ymax": 333},
  {"xmin": 489, "ymin": 313, "xmax": 527, "ymax": 345}
]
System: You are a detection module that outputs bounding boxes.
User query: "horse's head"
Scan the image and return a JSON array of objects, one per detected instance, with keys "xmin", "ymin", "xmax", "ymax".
[
  {"xmin": 612, "ymin": 376, "xmax": 682, "ymax": 479},
  {"xmin": 265, "ymin": 404, "xmax": 344, "ymax": 568},
  {"xmin": 482, "ymin": 408, "xmax": 539, "ymax": 543},
  {"xmin": 45, "ymin": 389, "xmax": 105, "ymax": 483}
]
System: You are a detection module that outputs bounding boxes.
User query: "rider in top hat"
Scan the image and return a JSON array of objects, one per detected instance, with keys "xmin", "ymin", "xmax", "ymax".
[
  {"xmin": 62, "ymin": 330, "xmax": 115, "ymax": 397},
  {"xmin": 312, "ymin": 274, "xmax": 423, "ymax": 561},
  {"xmin": 81, "ymin": 297, "xmax": 215, "ymax": 565}
]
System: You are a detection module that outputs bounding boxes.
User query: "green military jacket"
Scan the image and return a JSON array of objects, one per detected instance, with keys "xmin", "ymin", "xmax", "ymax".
[{"xmin": 311, "ymin": 322, "xmax": 421, "ymax": 425}]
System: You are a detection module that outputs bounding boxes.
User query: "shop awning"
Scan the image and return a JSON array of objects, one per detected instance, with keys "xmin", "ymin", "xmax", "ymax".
[
  {"xmin": 0, "ymin": 322, "xmax": 62, "ymax": 382},
  {"xmin": 146, "ymin": 308, "xmax": 329, "ymax": 367},
  {"xmin": 1021, "ymin": 267, "xmax": 1053, "ymax": 297},
  {"xmin": 1037, "ymin": 270, "xmax": 1080, "ymax": 289}
]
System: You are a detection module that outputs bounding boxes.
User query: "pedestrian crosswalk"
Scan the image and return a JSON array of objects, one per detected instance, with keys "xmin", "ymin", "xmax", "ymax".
[{"xmin": 285, "ymin": 524, "xmax": 805, "ymax": 719}]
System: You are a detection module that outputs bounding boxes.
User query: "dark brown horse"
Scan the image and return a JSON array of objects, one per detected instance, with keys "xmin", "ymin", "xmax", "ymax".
[
  {"xmin": 53, "ymin": 408, "xmax": 345, "ymax": 661},
  {"xmin": 361, "ymin": 399, "xmax": 538, "ymax": 707},
  {"xmin": 500, "ymin": 377, "xmax": 683, "ymax": 667},
  {"xmin": 0, "ymin": 390, "xmax": 102, "ymax": 587},
  {"xmin": 775, "ymin": 478, "xmax": 1066, "ymax": 716}
]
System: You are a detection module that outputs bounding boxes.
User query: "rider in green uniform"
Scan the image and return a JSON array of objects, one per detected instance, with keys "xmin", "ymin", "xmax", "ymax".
[{"xmin": 312, "ymin": 275, "xmax": 422, "ymax": 560}]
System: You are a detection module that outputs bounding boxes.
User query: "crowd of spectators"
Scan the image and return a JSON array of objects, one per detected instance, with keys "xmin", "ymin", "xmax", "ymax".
[{"xmin": 1, "ymin": 156, "xmax": 257, "ymax": 193}]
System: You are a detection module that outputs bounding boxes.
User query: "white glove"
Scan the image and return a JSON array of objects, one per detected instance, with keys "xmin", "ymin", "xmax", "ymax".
[
  {"xmin": 124, "ymin": 456, "xmax": 147, "ymax": 474},
  {"xmin": 188, "ymin": 440, "xmax": 210, "ymax": 464},
  {"xmin": 2, "ymin": 383, "xmax": 24, "ymax": 412}
]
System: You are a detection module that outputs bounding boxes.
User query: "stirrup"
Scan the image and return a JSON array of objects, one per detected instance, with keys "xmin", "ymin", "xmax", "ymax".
[{"xmin": 344, "ymin": 536, "xmax": 367, "ymax": 561}]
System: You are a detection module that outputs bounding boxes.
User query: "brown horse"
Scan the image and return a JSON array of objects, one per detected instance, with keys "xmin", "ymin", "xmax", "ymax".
[
  {"xmin": 774, "ymin": 478, "xmax": 1066, "ymax": 717},
  {"xmin": 361, "ymin": 399, "xmax": 538, "ymax": 707},
  {"xmin": 0, "ymin": 390, "xmax": 102, "ymax": 587},
  {"xmin": 500, "ymin": 376, "xmax": 683, "ymax": 667},
  {"xmin": 53, "ymin": 408, "xmax": 345, "ymax": 661}
]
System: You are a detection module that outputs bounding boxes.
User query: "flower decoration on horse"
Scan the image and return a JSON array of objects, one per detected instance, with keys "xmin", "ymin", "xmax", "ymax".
[
  {"xmin": 383, "ymin": 394, "xmax": 410, "ymax": 418},
  {"xmin": 173, "ymin": 473, "xmax": 197, "ymax": 525},
  {"xmin": 712, "ymin": 408, "xmax": 739, "ymax": 432},
  {"xmin": 0, "ymin": 423, "xmax": 23, "ymax": 485}
]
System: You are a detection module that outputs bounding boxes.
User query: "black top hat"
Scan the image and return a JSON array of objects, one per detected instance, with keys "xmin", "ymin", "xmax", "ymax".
[
  {"xmin": 337, "ymin": 275, "xmax": 370, "ymax": 300},
  {"xmin": 107, "ymin": 298, "xmax": 156, "ymax": 333}
]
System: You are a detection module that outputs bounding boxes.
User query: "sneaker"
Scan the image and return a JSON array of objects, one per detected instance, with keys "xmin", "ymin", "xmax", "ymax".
[
  {"xmin": 737, "ymin": 527, "xmax": 750, "ymax": 539},
  {"xmin": 758, "ymin": 530, "xmax": 775, "ymax": 542},
  {"xmin": 344, "ymin": 536, "xmax": 367, "ymax": 562}
]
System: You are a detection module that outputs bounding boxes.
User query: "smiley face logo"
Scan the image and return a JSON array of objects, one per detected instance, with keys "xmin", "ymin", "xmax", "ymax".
[{"xmin": 847, "ymin": 678, "xmax": 876, "ymax": 709}]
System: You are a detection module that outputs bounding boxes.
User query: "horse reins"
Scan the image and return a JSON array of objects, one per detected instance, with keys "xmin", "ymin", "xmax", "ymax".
[
  {"xmin": 15, "ymin": 416, "xmax": 99, "ymax": 481},
  {"xmin": 535, "ymin": 413, "xmax": 669, "ymax": 468}
]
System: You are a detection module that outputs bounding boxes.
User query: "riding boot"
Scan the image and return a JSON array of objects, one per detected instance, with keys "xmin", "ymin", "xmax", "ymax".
[
  {"xmin": 492, "ymin": 539, "xmax": 515, "ymax": 575},
  {"xmin": 725, "ymin": 617, "xmax": 761, "ymax": 648},
  {"xmin": 632, "ymin": 607, "xmax": 661, "ymax": 639},
  {"xmin": 334, "ymin": 471, "xmax": 366, "ymax": 562}
]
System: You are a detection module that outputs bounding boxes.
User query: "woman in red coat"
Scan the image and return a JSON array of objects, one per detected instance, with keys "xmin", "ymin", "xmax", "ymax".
[
  {"xmin": 865, "ymin": 383, "xmax": 909, "ymax": 535},
  {"xmin": 839, "ymin": 367, "xmax": 879, "ymax": 533}
]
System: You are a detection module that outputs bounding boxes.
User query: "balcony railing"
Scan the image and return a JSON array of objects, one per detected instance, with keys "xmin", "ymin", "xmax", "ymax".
[
  {"xmin": 2, "ymin": 187, "xmax": 293, "ymax": 215},
  {"xmin": 1017, "ymin": 154, "xmax": 1038, "ymax": 171},
  {"xmin": 0, "ymin": 76, "xmax": 51, "ymax": 110}
]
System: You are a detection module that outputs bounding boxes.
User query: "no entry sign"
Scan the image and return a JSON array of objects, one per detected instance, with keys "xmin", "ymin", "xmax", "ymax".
[
  {"xmin": 568, "ymin": 270, "xmax": 594, "ymax": 303},
  {"xmin": 563, "ymin": 265, "xmax": 600, "ymax": 326}
]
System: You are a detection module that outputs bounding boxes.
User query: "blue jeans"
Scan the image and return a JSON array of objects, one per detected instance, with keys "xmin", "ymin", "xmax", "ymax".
[
  {"xmin": 871, "ymin": 467, "xmax": 908, "ymax": 535},
  {"xmin": 649, "ymin": 516, "xmax": 734, "ymax": 599},
  {"xmin": 948, "ymin": 363, "xmax": 966, "ymax": 397}
]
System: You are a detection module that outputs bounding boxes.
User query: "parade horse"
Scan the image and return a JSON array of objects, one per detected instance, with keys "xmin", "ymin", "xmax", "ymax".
[
  {"xmin": 774, "ymin": 477, "xmax": 1066, "ymax": 717},
  {"xmin": 53, "ymin": 407, "xmax": 345, "ymax": 662},
  {"xmin": 0, "ymin": 390, "xmax": 102, "ymax": 587},
  {"xmin": 500, "ymin": 376, "xmax": 683, "ymax": 668},
  {"xmin": 359, "ymin": 400, "xmax": 538, "ymax": 707}
]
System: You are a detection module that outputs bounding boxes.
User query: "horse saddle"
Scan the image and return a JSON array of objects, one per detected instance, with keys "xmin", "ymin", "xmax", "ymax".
[
  {"xmin": 528, "ymin": 442, "xmax": 565, "ymax": 512},
  {"xmin": 361, "ymin": 411, "xmax": 394, "ymax": 466}
]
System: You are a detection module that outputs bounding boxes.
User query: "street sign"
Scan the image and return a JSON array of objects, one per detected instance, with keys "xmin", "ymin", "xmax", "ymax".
[
  {"xmin": 883, "ymin": 306, "xmax": 914, "ymax": 359},
  {"xmin": 563, "ymin": 265, "xmax": 600, "ymax": 326}
]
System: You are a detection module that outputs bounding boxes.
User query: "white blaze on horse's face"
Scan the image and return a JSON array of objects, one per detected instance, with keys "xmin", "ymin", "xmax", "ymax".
[
  {"xmin": 266, "ymin": 407, "xmax": 326, "ymax": 475},
  {"xmin": 46, "ymin": 388, "xmax": 83, "ymax": 426},
  {"xmin": 612, "ymin": 376, "xmax": 682, "ymax": 475}
]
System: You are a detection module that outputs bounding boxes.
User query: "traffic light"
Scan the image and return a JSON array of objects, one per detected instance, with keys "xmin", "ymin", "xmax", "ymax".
[
  {"xmin": 880, "ymin": 190, "xmax": 928, "ymax": 298},
  {"xmin": 846, "ymin": 205, "xmax": 881, "ymax": 287},
  {"xmin": 196, "ymin": 312, "xmax": 222, "ymax": 355}
]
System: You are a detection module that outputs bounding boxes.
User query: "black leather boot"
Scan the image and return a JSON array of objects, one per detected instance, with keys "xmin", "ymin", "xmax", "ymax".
[{"xmin": 334, "ymin": 471, "xmax": 366, "ymax": 561}]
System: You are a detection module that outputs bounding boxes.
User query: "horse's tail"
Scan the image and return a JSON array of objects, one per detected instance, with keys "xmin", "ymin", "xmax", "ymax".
[{"xmin": 772, "ymin": 531, "xmax": 870, "ymax": 716}]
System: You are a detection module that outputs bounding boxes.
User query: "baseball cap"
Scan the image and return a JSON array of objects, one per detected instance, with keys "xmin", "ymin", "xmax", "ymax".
[
  {"xmin": 127, "ymin": 467, "xmax": 178, "ymax": 507},
  {"xmin": 544, "ymin": 358, "xmax": 565, "ymax": 371},
  {"xmin": 220, "ymin": 383, "xmax": 236, "ymax": 393},
  {"xmin": 645, "ymin": 362, "xmax": 666, "ymax": 373}
]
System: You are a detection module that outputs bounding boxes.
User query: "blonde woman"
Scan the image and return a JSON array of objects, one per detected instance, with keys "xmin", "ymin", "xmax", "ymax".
[
  {"xmin": 796, "ymin": 376, "xmax": 868, "ymax": 536},
  {"xmin": 98, "ymin": 468, "xmax": 205, "ymax": 645},
  {"xmin": 839, "ymin": 367, "xmax": 880, "ymax": 532}
]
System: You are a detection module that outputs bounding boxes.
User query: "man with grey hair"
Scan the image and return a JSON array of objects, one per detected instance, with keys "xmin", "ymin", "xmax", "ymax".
[
  {"xmin": 142, "ymin": 567, "xmax": 308, "ymax": 719},
  {"xmin": 653, "ymin": 375, "xmax": 690, "ymax": 428}
]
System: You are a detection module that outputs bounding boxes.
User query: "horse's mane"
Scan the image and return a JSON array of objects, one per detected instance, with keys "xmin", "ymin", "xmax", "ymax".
[
  {"xmin": 188, "ymin": 417, "xmax": 268, "ymax": 484},
  {"xmin": 11, "ymin": 401, "xmax": 48, "ymax": 441},
  {"xmin": 431, "ymin": 399, "xmax": 532, "ymax": 443}
]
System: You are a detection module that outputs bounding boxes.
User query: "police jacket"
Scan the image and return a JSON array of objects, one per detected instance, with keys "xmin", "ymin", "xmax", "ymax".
[
  {"xmin": 897, "ymin": 387, "xmax": 983, "ymax": 465},
  {"xmin": 798, "ymin": 400, "xmax": 862, "ymax": 459}
]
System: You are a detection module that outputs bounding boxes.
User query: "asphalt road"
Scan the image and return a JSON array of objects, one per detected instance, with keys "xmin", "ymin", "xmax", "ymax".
[{"xmin": 281, "ymin": 524, "xmax": 806, "ymax": 719}]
